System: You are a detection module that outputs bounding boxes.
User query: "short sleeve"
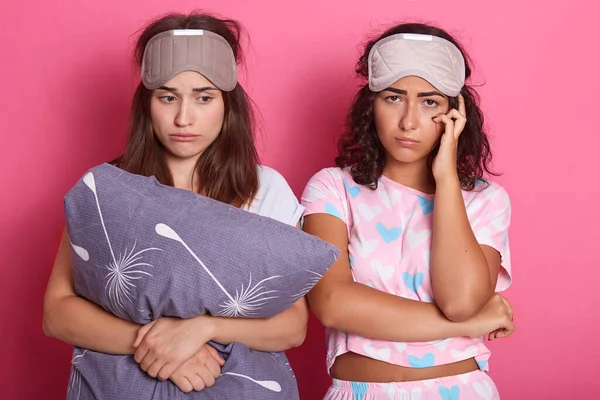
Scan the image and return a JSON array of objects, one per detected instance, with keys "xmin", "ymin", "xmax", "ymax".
[
  {"xmin": 469, "ymin": 183, "xmax": 512, "ymax": 292},
  {"xmin": 246, "ymin": 166, "xmax": 304, "ymax": 227},
  {"xmin": 301, "ymin": 168, "xmax": 350, "ymax": 229}
]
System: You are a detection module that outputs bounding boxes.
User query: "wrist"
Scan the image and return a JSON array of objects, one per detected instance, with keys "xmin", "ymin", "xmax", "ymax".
[
  {"xmin": 434, "ymin": 172, "xmax": 460, "ymax": 189},
  {"xmin": 454, "ymin": 319, "xmax": 476, "ymax": 338},
  {"xmin": 192, "ymin": 314, "xmax": 217, "ymax": 342}
]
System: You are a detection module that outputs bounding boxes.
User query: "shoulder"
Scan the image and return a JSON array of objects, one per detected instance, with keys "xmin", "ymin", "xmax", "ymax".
[
  {"xmin": 476, "ymin": 180, "xmax": 510, "ymax": 205},
  {"xmin": 464, "ymin": 179, "xmax": 511, "ymax": 216},
  {"xmin": 257, "ymin": 165, "xmax": 293, "ymax": 191},
  {"xmin": 255, "ymin": 166, "xmax": 298, "ymax": 202},
  {"xmin": 307, "ymin": 167, "xmax": 349, "ymax": 184},
  {"xmin": 304, "ymin": 167, "xmax": 352, "ymax": 195},
  {"xmin": 247, "ymin": 165, "xmax": 303, "ymax": 226}
]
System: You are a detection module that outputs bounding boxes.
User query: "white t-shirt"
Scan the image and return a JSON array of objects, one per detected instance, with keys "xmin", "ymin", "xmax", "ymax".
[{"xmin": 244, "ymin": 166, "xmax": 304, "ymax": 226}]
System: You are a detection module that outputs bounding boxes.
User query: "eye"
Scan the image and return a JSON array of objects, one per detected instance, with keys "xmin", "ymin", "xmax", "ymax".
[
  {"xmin": 159, "ymin": 95, "xmax": 176, "ymax": 103},
  {"xmin": 424, "ymin": 99, "xmax": 439, "ymax": 107},
  {"xmin": 385, "ymin": 96, "xmax": 401, "ymax": 103},
  {"xmin": 197, "ymin": 96, "xmax": 212, "ymax": 103}
]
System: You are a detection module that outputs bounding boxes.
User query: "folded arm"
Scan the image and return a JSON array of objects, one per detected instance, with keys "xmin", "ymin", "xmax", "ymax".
[{"xmin": 43, "ymin": 228, "xmax": 140, "ymax": 354}]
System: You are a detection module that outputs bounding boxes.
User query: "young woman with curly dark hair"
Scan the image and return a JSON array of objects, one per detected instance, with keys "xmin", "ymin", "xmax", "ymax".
[{"xmin": 301, "ymin": 22, "xmax": 515, "ymax": 399}]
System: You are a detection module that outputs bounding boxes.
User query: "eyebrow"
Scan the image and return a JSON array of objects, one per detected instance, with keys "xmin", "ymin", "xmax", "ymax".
[
  {"xmin": 157, "ymin": 85, "xmax": 218, "ymax": 93},
  {"xmin": 383, "ymin": 87, "xmax": 445, "ymax": 98}
]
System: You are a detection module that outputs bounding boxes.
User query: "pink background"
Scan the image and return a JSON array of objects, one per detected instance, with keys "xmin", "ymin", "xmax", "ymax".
[{"xmin": 1, "ymin": 0, "xmax": 599, "ymax": 398}]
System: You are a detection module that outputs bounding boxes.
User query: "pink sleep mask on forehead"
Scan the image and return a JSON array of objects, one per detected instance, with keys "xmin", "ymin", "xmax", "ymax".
[
  {"xmin": 368, "ymin": 33, "xmax": 466, "ymax": 97},
  {"xmin": 141, "ymin": 29, "xmax": 238, "ymax": 91}
]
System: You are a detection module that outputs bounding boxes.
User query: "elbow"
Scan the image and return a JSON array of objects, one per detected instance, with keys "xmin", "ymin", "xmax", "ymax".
[
  {"xmin": 277, "ymin": 302, "xmax": 309, "ymax": 350},
  {"xmin": 288, "ymin": 325, "xmax": 307, "ymax": 349},
  {"xmin": 436, "ymin": 285, "xmax": 493, "ymax": 322},
  {"xmin": 317, "ymin": 311, "xmax": 339, "ymax": 329},
  {"xmin": 42, "ymin": 308, "xmax": 58, "ymax": 338},
  {"xmin": 43, "ymin": 298, "xmax": 66, "ymax": 339},
  {"xmin": 308, "ymin": 282, "xmax": 356, "ymax": 329},
  {"xmin": 439, "ymin": 299, "xmax": 482, "ymax": 323},
  {"xmin": 288, "ymin": 306, "xmax": 309, "ymax": 348},
  {"xmin": 275, "ymin": 320, "xmax": 307, "ymax": 351},
  {"xmin": 309, "ymin": 292, "xmax": 341, "ymax": 330}
]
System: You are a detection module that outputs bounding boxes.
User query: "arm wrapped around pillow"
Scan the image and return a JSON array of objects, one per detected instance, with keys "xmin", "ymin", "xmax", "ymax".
[{"xmin": 63, "ymin": 163, "xmax": 339, "ymax": 400}]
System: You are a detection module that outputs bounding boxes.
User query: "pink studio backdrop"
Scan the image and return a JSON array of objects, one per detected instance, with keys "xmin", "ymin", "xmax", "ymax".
[{"xmin": 1, "ymin": 0, "xmax": 598, "ymax": 398}]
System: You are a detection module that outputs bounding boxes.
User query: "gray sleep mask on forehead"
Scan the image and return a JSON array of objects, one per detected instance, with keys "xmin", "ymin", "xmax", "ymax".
[
  {"xmin": 141, "ymin": 29, "xmax": 238, "ymax": 91},
  {"xmin": 368, "ymin": 33, "xmax": 465, "ymax": 96}
]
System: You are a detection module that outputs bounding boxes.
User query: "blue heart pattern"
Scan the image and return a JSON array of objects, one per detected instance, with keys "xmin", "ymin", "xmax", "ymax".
[
  {"xmin": 438, "ymin": 385, "xmax": 460, "ymax": 400},
  {"xmin": 402, "ymin": 272, "xmax": 424, "ymax": 293},
  {"xmin": 407, "ymin": 353, "xmax": 435, "ymax": 368},
  {"xmin": 350, "ymin": 381, "xmax": 368, "ymax": 400},
  {"xmin": 344, "ymin": 178, "xmax": 361, "ymax": 199},
  {"xmin": 376, "ymin": 222, "xmax": 402, "ymax": 243},
  {"xmin": 477, "ymin": 359, "xmax": 488, "ymax": 370},
  {"xmin": 418, "ymin": 195, "xmax": 434, "ymax": 215},
  {"xmin": 324, "ymin": 203, "xmax": 343, "ymax": 220}
]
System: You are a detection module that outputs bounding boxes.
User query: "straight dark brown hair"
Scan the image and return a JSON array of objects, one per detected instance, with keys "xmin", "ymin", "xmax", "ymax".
[{"xmin": 115, "ymin": 12, "xmax": 259, "ymax": 208}]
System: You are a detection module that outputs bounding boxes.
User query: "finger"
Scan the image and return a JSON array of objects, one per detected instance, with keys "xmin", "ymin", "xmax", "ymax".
[
  {"xmin": 134, "ymin": 345, "xmax": 150, "ymax": 364},
  {"xmin": 492, "ymin": 319, "xmax": 515, "ymax": 340},
  {"xmin": 171, "ymin": 373, "xmax": 194, "ymax": 393},
  {"xmin": 206, "ymin": 356, "xmax": 222, "ymax": 379},
  {"xmin": 446, "ymin": 109, "xmax": 466, "ymax": 139},
  {"xmin": 501, "ymin": 297, "xmax": 514, "ymax": 321},
  {"xmin": 488, "ymin": 325, "xmax": 502, "ymax": 340},
  {"xmin": 433, "ymin": 112, "xmax": 453, "ymax": 126},
  {"xmin": 433, "ymin": 113, "xmax": 454, "ymax": 139},
  {"xmin": 197, "ymin": 366, "xmax": 216, "ymax": 388},
  {"xmin": 433, "ymin": 114, "xmax": 454, "ymax": 132},
  {"xmin": 432, "ymin": 112, "xmax": 449, "ymax": 124},
  {"xmin": 206, "ymin": 345, "xmax": 225, "ymax": 366},
  {"xmin": 489, "ymin": 328, "xmax": 504, "ymax": 340},
  {"xmin": 493, "ymin": 329, "xmax": 512, "ymax": 339},
  {"xmin": 446, "ymin": 108, "xmax": 463, "ymax": 120},
  {"xmin": 505, "ymin": 319, "xmax": 515, "ymax": 335},
  {"xmin": 458, "ymin": 93, "xmax": 466, "ymax": 117},
  {"xmin": 147, "ymin": 358, "xmax": 165, "ymax": 378},
  {"xmin": 158, "ymin": 361, "xmax": 181, "ymax": 382},
  {"xmin": 134, "ymin": 320, "xmax": 157, "ymax": 348},
  {"xmin": 139, "ymin": 353, "xmax": 155, "ymax": 372},
  {"xmin": 185, "ymin": 371, "xmax": 206, "ymax": 392}
]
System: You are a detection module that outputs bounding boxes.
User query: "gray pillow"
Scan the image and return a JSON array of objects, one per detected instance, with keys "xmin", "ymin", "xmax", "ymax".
[{"xmin": 64, "ymin": 163, "xmax": 338, "ymax": 399}]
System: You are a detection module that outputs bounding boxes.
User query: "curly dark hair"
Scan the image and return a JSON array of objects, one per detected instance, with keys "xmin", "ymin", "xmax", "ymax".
[{"xmin": 335, "ymin": 22, "xmax": 499, "ymax": 191}]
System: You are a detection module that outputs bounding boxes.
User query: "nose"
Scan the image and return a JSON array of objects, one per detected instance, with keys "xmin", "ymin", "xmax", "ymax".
[
  {"xmin": 399, "ymin": 101, "xmax": 419, "ymax": 131},
  {"xmin": 174, "ymin": 99, "xmax": 193, "ymax": 127}
]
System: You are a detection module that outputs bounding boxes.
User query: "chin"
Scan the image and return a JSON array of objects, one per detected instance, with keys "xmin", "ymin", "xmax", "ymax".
[
  {"xmin": 166, "ymin": 148, "xmax": 205, "ymax": 161},
  {"xmin": 387, "ymin": 149, "xmax": 425, "ymax": 165}
]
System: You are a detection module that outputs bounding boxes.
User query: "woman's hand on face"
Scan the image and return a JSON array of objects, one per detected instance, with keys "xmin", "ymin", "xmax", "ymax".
[
  {"xmin": 133, "ymin": 315, "xmax": 215, "ymax": 382},
  {"xmin": 169, "ymin": 343, "xmax": 225, "ymax": 393},
  {"xmin": 431, "ymin": 94, "xmax": 467, "ymax": 184}
]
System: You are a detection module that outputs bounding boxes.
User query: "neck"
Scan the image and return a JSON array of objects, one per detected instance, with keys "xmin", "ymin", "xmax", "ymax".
[
  {"xmin": 382, "ymin": 156, "xmax": 435, "ymax": 194},
  {"xmin": 165, "ymin": 154, "xmax": 201, "ymax": 192}
]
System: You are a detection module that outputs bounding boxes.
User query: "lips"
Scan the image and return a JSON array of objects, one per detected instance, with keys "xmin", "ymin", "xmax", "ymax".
[
  {"xmin": 169, "ymin": 133, "xmax": 200, "ymax": 142},
  {"xmin": 394, "ymin": 137, "xmax": 419, "ymax": 147}
]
